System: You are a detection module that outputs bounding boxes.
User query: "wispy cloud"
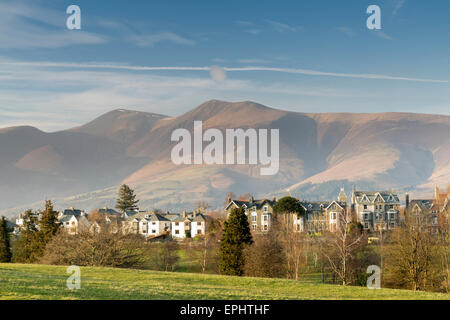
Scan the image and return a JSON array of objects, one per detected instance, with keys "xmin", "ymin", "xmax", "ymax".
[
  {"xmin": 393, "ymin": 0, "xmax": 406, "ymax": 16},
  {"xmin": 245, "ymin": 29, "xmax": 262, "ymax": 35},
  {"xmin": 373, "ymin": 30, "xmax": 393, "ymax": 40},
  {"xmin": 336, "ymin": 27, "xmax": 356, "ymax": 38},
  {"xmin": 265, "ymin": 20, "xmax": 304, "ymax": 33},
  {"xmin": 128, "ymin": 31, "xmax": 195, "ymax": 47},
  {"xmin": 0, "ymin": 1, "xmax": 106, "ymax": 48}
]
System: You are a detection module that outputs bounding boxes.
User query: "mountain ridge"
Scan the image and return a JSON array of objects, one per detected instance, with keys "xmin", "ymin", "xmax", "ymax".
[{"xmin": 0, "ymin": 100, "xmax": 449, "ymax": 219}]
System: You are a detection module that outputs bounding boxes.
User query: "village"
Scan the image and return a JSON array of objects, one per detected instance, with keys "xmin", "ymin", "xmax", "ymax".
[{"xmin": 10, "ymin": 185, "xmax": 450, "ymax": 240}]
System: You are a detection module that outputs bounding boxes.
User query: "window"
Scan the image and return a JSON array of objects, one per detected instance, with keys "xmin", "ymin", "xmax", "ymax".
[
  {"xmin": 175, "ymin": 222, "xmax": 179, "ymax": 226},
  {"xmin": 175, "ymin": 230, "xmax": 179, "ymax": 235},
  {"xmin": 185, "ymin": 222, "xmax": 189, "ymax": 226},
  {"xmin": 197, "ymin": 222, "xmax": 202, "ymax": 226},
  {"xmin": 364, "ymin": 223, "xmax": 369, "ymax": 229},
  {"xmin": 390, "ymin": 213, "xmax": 395, "ymax": 220},
  {"xmin": 264, "ymin": 206, "xmax": 268, "ymax": 213},
  {"xmin": 364, "ymin": 213, "xmax": 368, "ymax": 221},
  {"xmin": 252, "ymin": 215, "xmax": 257, "ymax": 222},
  {"xmin": 364, "ymin": 205, "xmax": 368, "ymax": 210},
  {"xmin": 263, "ymin": 225, "xmax": 268, "ymax": 231},
  {"xmin": 197, "ymin": 230, "xmax": 202, "ymax": 235},
  {"xmin": 263, "ymin": 215, "xmax": 268, "ymax": 222},
  {"xmin": 152, "ymin": 230, "xmax": 156, "ymax": 234},
  {"xmin": 152, "ymin": 222, "xmax": 156, "ymax": 225},
  {"xmin": 252, "ymin": 224, "xmax": 257, "ymax": 231}
]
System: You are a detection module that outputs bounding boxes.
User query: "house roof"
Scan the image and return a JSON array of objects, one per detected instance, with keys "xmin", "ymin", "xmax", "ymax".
[
  {"xmin": 353, "ymin": 191, "xmax": 400, "ymax": 204},
  {"xmin": 58, "ymin": 215, "xmax": 76, "ymax": 223},
  {"xmin": 98, "ymin": 208, "xmax": 121, "ymax": 216},
  {"xmin": 192, "ymin": 213, "xmax": 206, "ymax": 222},
  {"xmin": 410, "ymin": 199, "xmax": 434, "ymax": 210},
  {"xmin": 148, "ymin": 213, "xmax": 171, "ymax": 222},
  {"xmin": 226, "ymin": 199, "xmax": 275, "ymax": 210},
  {"xmin": 61, "ymin": 208, "xmax": 83, "ymax": 217},
  {"xmin": 300, "ymin": 201, "xmax": 331, "ymax": 212},
  {"xmin": 172, "ymin": 215, "xmax": 192, "ymax": 223}
]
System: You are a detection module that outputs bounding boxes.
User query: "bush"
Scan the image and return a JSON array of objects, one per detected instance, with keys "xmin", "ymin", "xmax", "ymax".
[{"xmin": 40, "ymin": 228, "xmax": 147, "ymax": 269}]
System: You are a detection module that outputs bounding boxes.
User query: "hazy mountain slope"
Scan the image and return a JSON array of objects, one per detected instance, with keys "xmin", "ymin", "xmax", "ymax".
[
  {"xmin": 0, "ymin": 110, "xmax": 167, "ymax": 209},
  {"xmin": 0, "ymin": 100, "xmax": 448, "ymax": 219},
  {"xmin": 69, "ymin": 109, "xmax": 168, "ymax": 148}
]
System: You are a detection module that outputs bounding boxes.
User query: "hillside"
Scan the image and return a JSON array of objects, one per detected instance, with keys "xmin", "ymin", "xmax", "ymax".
[
  {"xmin": 1, "ymin": 263, "xmax": 448, "ymax": 300},
  {"xmin": 0, "ymin": 100, "xmax": 449, "ymax": 218}
]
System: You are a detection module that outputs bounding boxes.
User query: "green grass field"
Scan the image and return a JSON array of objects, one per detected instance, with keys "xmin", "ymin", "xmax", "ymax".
[{"xmin": 0, "ymin": 263, "xmax": 449, "ymax": 300}]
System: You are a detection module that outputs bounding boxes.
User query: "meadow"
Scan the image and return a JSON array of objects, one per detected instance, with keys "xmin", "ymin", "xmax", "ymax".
[{"xmin": 1, "ymin": 263, "xmax": 449, "ymax": 300}]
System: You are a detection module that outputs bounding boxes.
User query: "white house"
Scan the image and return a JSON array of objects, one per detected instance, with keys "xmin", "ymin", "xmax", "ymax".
[
  {"xmin": 145, "ymin": 213, "xmax": 171, "ymax": 237},
  {"xmin": 190, "ymin": 212, "xmax": 207, "ymax": 237},
  {"xmin": 171, "ymin": 212, "xmax": 191, "ymax": 238}
]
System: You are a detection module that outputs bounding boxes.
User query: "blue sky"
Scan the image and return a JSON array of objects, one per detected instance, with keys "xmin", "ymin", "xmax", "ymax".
[{"xmin": 0, "ymin": 0, "xmax": 449, "ymax": 131}]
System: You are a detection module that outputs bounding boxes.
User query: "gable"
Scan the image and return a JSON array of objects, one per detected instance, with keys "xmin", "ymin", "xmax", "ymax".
[{"xmin": 374, "ymin": 193, "xmax": 384, "ymax": 203}]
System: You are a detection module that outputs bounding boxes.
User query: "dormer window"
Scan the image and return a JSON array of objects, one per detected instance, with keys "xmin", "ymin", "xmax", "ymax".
[{"xmin": 264, "ymin": 206, "xmax": 268, "ymax": 212}]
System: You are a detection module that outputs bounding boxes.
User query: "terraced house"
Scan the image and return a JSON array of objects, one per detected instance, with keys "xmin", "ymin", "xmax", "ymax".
[
  {"xmin": 125, "ymin": 212, "xmax": 172, "ymax": 237},
  {"xmin": 406, "ymin": 185, "xmax": 449, "ymax": 228},
  {"xmin": 225, "ymin": 196, "xmax": 276, "ymax": 232},
  {"xmin": 225, "ymin": 191, "xmax": 349, "ymax": 234},
  {"xmin": 350, "ymin": 190, "xmax": 400, "ymax": 231},
  {"xmin": 171, "ymin": 210, "xmax": 207, "ymax": 238}
]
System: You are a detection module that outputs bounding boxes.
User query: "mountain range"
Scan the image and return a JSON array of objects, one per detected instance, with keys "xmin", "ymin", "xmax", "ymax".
[{"xmin": 1, "ymin": 100, "xmax": 449, "ymax": 219}]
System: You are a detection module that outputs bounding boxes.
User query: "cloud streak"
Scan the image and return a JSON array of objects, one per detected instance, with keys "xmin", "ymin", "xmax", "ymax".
[
  {"xmin": 2, "ymin": 60, "xmax": 449, "ymax": 84},
  {"xmin": 128, "ymin": 32, "xmax": 195, "ymax": 47},
  {"xmin": 393, "ymin": 0, "xmax": 406, "ymax": 16}
]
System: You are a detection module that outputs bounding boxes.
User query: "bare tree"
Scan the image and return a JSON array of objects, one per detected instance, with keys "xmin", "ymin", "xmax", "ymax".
[
  {"xmin": 384, "ymin": 212, "xmax": 437, "ymax": 291},
  {"xmin": 322, "ymin": 210, "xmax": 366, "ymax": 285},
  {"xmin": 244, "ymin": 218, "xmax": 286, "ymax": 278},
  {"xmin": 195, "ymin": 201, "xmax": 210, "ymax": 214},
  {"xmin": 276, "ymin": 214, "xmax": 309, "ymax": 280},
  {"xmin": 148, "ymin": 240, "xmax": 179, "ymax": 272}
]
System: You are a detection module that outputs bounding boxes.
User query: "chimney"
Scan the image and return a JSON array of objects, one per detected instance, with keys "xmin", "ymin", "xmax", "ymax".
[
  {"xmin": 435, "ymin": 186, "xmax": 440, "ymax": 203},
  {"xmin": 182, "ymin": 210, "xmax": 186, "ymax": 218},
  {"xmin": 405, "ymin": 193, "xmax": 410, "ymax": 210},
  {"xmin": 272, "ymin": 197, "xmax": 276, "ymax": 202},
  {"xmin": 227, "ymin": 196, "xmax": 231, "ymax": 204},
  {"xmin": 104, "ymin": 206, "xmax": 108, "ymax": 210},
  {"xmin": 193, "ymin": 210, "xmax": 197, "ymax": 217},
  {"xmin": 70, "ymin": 206, "xmax": 74, "ymax": 211},
  {"xmin": 249, "ymin": 195, "xmax": 254, "ymax": 203}
]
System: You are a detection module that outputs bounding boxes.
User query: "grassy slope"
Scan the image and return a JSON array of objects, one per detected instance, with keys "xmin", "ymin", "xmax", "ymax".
[{"xmin": 1, "ymin": 263, "xmax": 449, "ymax": 300}]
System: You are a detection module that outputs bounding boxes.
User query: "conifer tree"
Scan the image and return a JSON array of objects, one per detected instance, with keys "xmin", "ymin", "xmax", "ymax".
[
  {"xmin": 219, "ymin": 207, "xmax": 253, "ymax": 276},
  {"xmin": 115, "ymin": 184, "xmax": 139, "ymax": 213},
  {"xmin": 38, "ymin": 200, "xmax": 60, "ymax": 242},
  {"xmin": 12, "ymin": 210, "xmax": 39, "ymax": 263},
  {"xmin": 0, "ymin": 216, "xmax": 12, "ymax": 262},
  {"xmin": 33, "ymin": 200, "xmax": 60, "ymax": 258}
]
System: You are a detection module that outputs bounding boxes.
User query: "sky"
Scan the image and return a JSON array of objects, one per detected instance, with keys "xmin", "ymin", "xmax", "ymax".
[{"xmin": 0, "ymin": 0, "xmax": 449, "ymax": 131}]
